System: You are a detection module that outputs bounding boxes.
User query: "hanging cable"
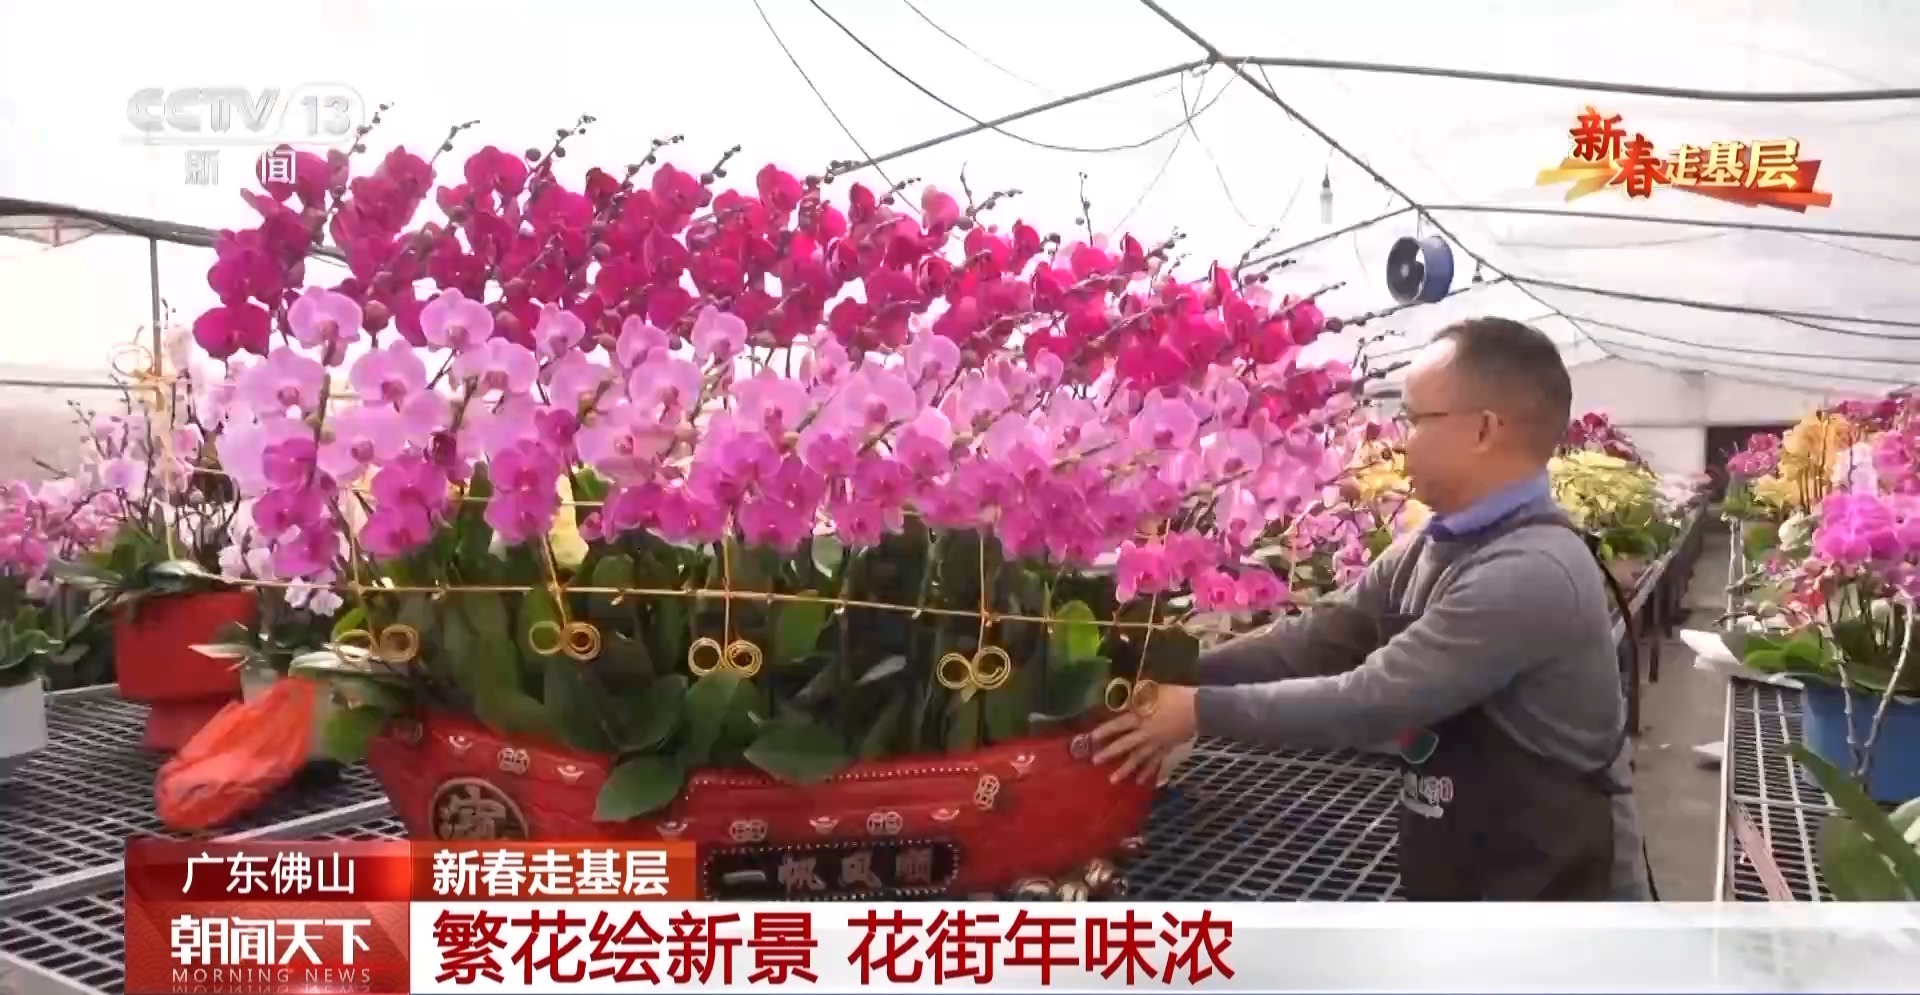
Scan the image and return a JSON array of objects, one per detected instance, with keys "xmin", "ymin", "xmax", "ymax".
[
  {"xmin": 808, "ymin": 0, "xmax": 1231, "ymax": 156},
  {"xmin": 1234, "ymin": 55, "xmax": 1920, "ymax": 104},
  {"xmin": 1132, "ymin": 0, "xmax": 1612, "ymax": 360},
  {"xmin": 1596, "ymin": 339, "xmax": 1916, "ymax": 386},
  {"xmin": 1499, "ymin": 230, "xmax": 1739, "ymax": 251},
  {"xmin": 896, "ymin": 0, "xmax": 1186, "ymax": 103},
  {"xmin": 1786, "ymin": 232, "xmax": 1920, "ymax": 267},
  {"xmin": 1422, "ymin": 204, "xmax": 1920, "ymax": 246},
  {"xmin": 753, "ymin": 0, "xmax": 896, "ymax": 188},
  {"xmin": 1111, "ymin": 71, "xmax": 1223, "ymax": 234},
  {"xmin": 1510, "ymin": 274, "xmax": 1920, "ymax": 332},
  {"xmin": 897, "ymin": 0, "xmax": 1051, "ymax": 91},
  {"xmin": 1561, "ymin": 313, "xmax": 1920, "ymax": 365},
  {"xmin": 1181, "ymin": 67, "xmax": 1259, "ymax": 227}
]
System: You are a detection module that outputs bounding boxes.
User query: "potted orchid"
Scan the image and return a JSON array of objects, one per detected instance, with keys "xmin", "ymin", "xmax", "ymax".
[
  {"xmin": 0, "ymin": 479, "xmax": 114, "ymax": 776},
  {"xmin": 48, "ymin": 359, "xmax": 257, "ymax": 750},
  {"xmin": 178, "ymin": 131, "xmax": 1365, "ymax": 896},
  {"xmin": 1549, "ymin": 449, "xmax": 1675, "ymax": 591},
  {"xmin": 1732, "ymin": 396, "xmax": 1920, "ymax": 802}
]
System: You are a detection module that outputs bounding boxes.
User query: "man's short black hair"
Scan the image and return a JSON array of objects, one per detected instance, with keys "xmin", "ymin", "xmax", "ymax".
[{"xmin": 1434, "ymin": 317, "xmax": 1572, "ymax": 455}]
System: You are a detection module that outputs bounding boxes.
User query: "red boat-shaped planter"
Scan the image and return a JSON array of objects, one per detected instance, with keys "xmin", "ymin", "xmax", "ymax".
[{"xmin": 367, "ymin": 713, "xmax": 1153, "ymax": 899}]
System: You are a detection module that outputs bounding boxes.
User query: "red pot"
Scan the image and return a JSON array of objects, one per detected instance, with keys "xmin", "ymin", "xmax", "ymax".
[
  {"xmin": 367, "ymin": 713, "xmax": 1153, "ymax": 898},
  {"xmin": 142, "ymin": 698, "xmax": 234, "ymax": 753},
  {"xmin": 115, "ymin": 590, "xmax": 255, "ymax": 704}
]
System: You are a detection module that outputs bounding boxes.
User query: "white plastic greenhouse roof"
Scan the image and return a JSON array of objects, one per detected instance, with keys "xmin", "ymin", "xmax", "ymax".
[{"xmin": 1, "ymin": 0, "xmax": 1917, "ymax": 393}]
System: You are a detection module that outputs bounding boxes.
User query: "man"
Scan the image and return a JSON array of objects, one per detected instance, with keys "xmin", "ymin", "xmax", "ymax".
[{"xmin": 1092, "ymin": 316, "xmax": 1652, "ymax": 901}]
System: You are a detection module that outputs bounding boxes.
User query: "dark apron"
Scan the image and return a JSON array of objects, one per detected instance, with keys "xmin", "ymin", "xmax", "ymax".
[{"xmin": 1385, "ymin": 510, "xmax": 1635, "ymax": 901}]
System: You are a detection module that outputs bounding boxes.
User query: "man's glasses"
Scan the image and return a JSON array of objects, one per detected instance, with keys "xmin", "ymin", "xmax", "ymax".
[{"xmin": 1394, "ymin": 409, "xmax": 1459, "ymax": 429}]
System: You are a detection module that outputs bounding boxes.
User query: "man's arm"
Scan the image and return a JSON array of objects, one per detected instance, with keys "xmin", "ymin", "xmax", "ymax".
[
  {"xmin": 1195, "ymin": 538, "xmax": 1402, "ymax": 686},
  {"xmin": 1192, "ymin": 546, "xmax": 1584, "ymax": 749}
]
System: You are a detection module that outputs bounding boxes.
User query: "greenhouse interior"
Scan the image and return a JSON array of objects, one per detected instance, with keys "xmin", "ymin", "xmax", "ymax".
[{"xmin": 3, "ymin": 0, "xmax": 1920, "ymax": 990}]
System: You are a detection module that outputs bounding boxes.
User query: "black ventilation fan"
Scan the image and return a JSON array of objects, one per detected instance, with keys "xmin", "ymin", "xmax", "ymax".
[{"xmin": 1385, "ymin": 235, "xmax": 1455, "ymax": 305}]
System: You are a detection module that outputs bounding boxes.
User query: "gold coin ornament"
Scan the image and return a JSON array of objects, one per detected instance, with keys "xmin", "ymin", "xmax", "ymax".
[
  {"xmin": 1104, "ymin": 677, "xmax": 1161, "ymax": 716},
  {"xmin": 937, "ymin": 646, "xmax": 1013, "ymax": 692},
  {"xmin": 335, "ymin": 624, "xmax": 422, "ymax": 666},
  {"xmin": 723, "ymin": 638, "xmax": 764, "ymax": 678},
  {"xmin": 688, "ymin": 636, "xmax": 726, "ymax": 676},
  {"xmin": 687, "ymin": 636, "xmax": 764, "ymax": 678},
  {"xmin": 528, "ymin": 619, "xmax": 602, "ymax": 661}
]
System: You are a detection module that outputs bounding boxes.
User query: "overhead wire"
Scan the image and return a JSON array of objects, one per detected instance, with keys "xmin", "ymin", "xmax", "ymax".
[
  {"xmin": 1130, "ymin": 0, "xmax": 1614, "ymax": 361},
  {"xmin": 1512, "ymin": 274, "xmax": 1920, "ymax": 333},
  {"xmin": 1421, "ymin": 204, "xmax": 1920, "ymax": 246},
  {"xmin": 1111, "ymin": 69, "xmax": 1219, "ymax": 233},
  {"xmin": 1561, "ymin": 314, "xmax": 1920, "ymax": 366},
  {"xmin": 752, "ymin": 0, "xmax": 897, "ymax": 188},
  {"xmin": 1185, "ymin": 67, "xmax": 1261, "ymax": 227},
  {"xmin": 1597, "ymin": 339, "xmax": 1916, "ymax": 387},
  {"xmin": 782, "ymin": 7, "xmax": 1920, "ymax": 369},
  {"xmin": 1232, "ymin": 55, "xmax": 1920, "ymax": 103},
  {"xmin": 807, "ymin": 0, "xmax": 1231, "ymax": 157},
  {"xmin": 896, "ymin": 0, "xmax": 1188, "ymax": 103}
]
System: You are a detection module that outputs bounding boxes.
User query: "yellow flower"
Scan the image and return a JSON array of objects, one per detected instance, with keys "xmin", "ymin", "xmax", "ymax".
[
  {"xmin": 1550, "ymin": 452, "xmax": 1660, "ymax": 530},
  {"xmin": 549, "ymin": 475, "xmax": 589, "ymax": 569},
  {"xmin": 1755, "ymin": 411, "xmax": 1874, "ymax": 511},
  {"xmin": 1349, "ymin": 443, "xmax": 1411, "ymax": 502}
]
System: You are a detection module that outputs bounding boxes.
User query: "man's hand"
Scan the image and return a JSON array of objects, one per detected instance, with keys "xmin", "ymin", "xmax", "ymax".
[{"xmin": 1090, "ymin": 684, "xmax": 1199, "ymax": 785}]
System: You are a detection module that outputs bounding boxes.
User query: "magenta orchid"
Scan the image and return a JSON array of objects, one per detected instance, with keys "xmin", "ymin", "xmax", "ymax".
[{"xmin": 177, "ymin": 128, "xmax": 1391, "ymax": 780}]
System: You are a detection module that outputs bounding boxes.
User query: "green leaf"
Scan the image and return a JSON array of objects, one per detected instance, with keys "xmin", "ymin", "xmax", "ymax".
[
  {"xmin": 596, "ymin": 631, "xmax": 657, "ymax": 684},
  {"xmin": 595, "ymin": 755, "xmax": 686, "ymax": 821},
  {"xmin": 1782, "ymin": 629, "xmax": 1831, "ymax": 667},
  {"xmin": 857, "ymin": 654, "xmax": 908, "ymax": 686},
  {"xmin": 1818, "ymin": 813, "xmax": 1913, "ymax": 900},
  {"xmin": 771, "ymin": 595, "xmax": 829, "ymax": 665},
  {"xmin": 316, "ymin": 705, "xmax": 387, "ymax": 762},
  {"xmin": 1793, "ymin": 746, "xmax": 1920, "ymax": 898},
  {"xmin": 446, "ymin": 593, "xmax": 553, "ymax": 739},
  {"xmin": 811, "ymin": 535, "xmax": 845, "ymax": 579},
  {"xmin": 1042, "ymin": 655, "xmax": 1111, "ymax": 719},
  {"xmin": 517, "ymin": 588, "xmax": 564, "ymax": 664},
  {"xmin": 683, "ymin": 669, "xmax": 751, "ymax": 765},
  {"xmin": 622, "ymin": 674, "xmax": 687, "ymax": 752},
  {"xmin": 455, "ymin": 467, "xmax": 495, "ymax": 573},
  {"xmin": 474, "ymin": 688, "xmax": 557, "ymax": 739},
  {"xmin": 571, "ymin": 468, "xmax": 612, "ymax": 505},
  {"xmin": 329, "ymin": 606, "xmax": 367, "ymax": 644},
  {"xmin": 744, "ymin": 716, "xmax": 854, "ymax": 784},
  {"xmin": 1742, "ymin": 522, "xmax": 1781, "ymax": 560},
  {"xmin": 858, "ymin": 692, "xmax": 907, "ymax": 760},
  {"xmin": 588, "ymin": 555, "xmax": 637, "ymax": 605},
  {"xmin": 543, "ymin": 658, "xmax": 613, "ymax": 752},
  {"xmin": 983, "ymin": 667, "xmax": 1031, "ymax": 741},
  {"xmin": 945, "ymin": 694, "xmax": 982, "ymax": 753},
  {"xmin": 1050, "ymin": 600, "xmax": 1102, "ymax": 664}
]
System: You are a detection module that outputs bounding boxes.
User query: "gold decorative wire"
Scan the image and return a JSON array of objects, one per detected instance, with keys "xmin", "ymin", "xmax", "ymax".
[
  {"xmin": 686, "ymin": 523, "xmax": 763, "ymax": 679},
  {"xmin": 936, "ymin": 534, "xmax": 1013, "ymax": 694},
  {"xmin": 526, "ymin": 537, "xmax": 602, "ymax": 661},
  {"xmin": 335, "ymin": 623, "xmax": 422, "ymax": 665},
  {"xmin": 1102, "ymin": 521, "xmax": 1170, "ymax": 716}
]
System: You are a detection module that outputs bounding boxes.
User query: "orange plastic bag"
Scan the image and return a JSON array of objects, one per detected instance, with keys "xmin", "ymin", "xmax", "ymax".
[{"xmin": 155, "ymin": 675, "xmax": 318, "ymax": 831}]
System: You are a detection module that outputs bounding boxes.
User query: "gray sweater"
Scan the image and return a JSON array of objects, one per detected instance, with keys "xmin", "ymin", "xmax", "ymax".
[{"xmin": 1193, "ymin": 497, "xmax": 1653, "ymax": 900}]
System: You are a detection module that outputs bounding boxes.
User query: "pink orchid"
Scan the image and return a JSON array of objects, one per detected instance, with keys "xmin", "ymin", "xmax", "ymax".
[
  {"xmin": 420, "ymin": 289, "xmax": 495, "ymax": 352},
  {"xmin": 287, "ymin": 287, "xmax": 364, "ymax": 353}
]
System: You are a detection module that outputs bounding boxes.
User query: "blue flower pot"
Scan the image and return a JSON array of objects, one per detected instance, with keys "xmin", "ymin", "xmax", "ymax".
[{"xmin": 1799, "ymin": 682, "xmax": 1920, "ymax": 804}]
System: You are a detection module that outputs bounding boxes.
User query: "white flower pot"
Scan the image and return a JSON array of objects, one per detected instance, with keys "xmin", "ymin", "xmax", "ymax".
[
  {"xmin": 0, "ymin": 678, "xmax": 48, "ymax": 780},
  {"xmin": 241, "ymin": 668, "xmax": 332, "ymax": 762}
]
